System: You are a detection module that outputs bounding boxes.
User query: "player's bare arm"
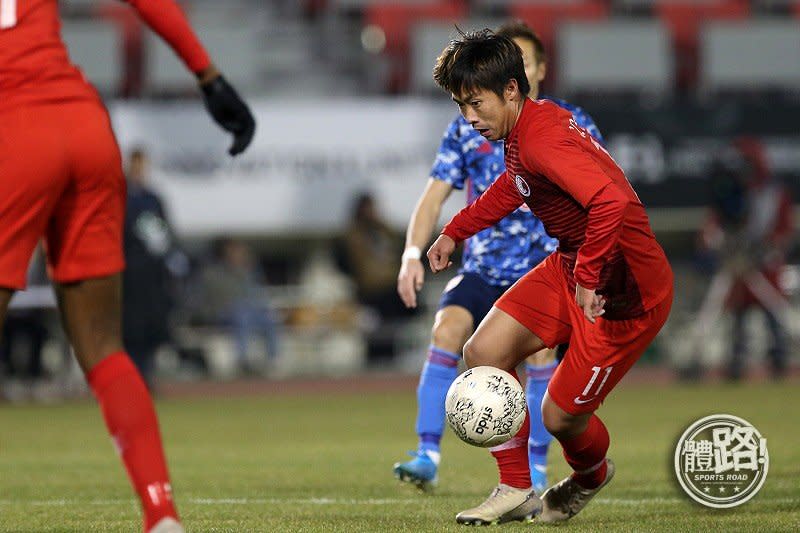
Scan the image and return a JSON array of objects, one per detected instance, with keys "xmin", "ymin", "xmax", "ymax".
[{"xmin": 398, "ymin": 179, "xmax": 453, "ymax": 307}]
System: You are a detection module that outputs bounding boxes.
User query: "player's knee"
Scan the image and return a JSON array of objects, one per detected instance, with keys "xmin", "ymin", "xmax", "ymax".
[
  {"xmin": 431, "ymin": 312, "xmax": 471, "ymax": 354},
  {"xmin": 462, "ymin": 335, "xmax": 491, "ymax": 368},
  {"xmin": 542, "ymin": 397, "xmax": 573, "ymax": 437},
  {"xmin": 542, "ymin": 408, "xmax": 567, "ymax": 437},
  {"xmin": 430, "ymin": 323, "xmax": 467, "ymax": 356}
]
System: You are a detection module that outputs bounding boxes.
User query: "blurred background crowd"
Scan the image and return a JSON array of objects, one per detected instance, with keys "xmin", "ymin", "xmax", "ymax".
[{"xmin": 1, "ymin": 0, "xmax": 798, "ymax": 400}]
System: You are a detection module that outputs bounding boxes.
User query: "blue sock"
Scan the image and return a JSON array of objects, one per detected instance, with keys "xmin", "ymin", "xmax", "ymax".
[
  {"xmin": 526, "ymin": 361, "xmax": 557, "ymax": 476},
  {"xmin": 415, "ymin": 345, "xmax": 460, "ymax": 455}
]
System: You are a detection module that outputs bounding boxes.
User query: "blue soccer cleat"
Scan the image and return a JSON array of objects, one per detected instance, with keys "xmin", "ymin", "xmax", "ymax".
[{"xmin": 393, "ymin": 451, "xmax": 439, "ymax": 491}]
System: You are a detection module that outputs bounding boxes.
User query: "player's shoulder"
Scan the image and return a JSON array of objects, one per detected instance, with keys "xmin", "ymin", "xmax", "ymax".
[
  {"xmin": 520, "ymin": 99, "xmax": 569, "ymax": 137},
  {"xmin": 516, "ymin": 100, "xmax": 575, "ymax": 166},
  {"xmin": 541, "ymin": 95, "xmax": 579, "ymax": 113},
  {"xmin": 539, "ymin": 96, "xmax": 594, "ymax": 126},
  {"xmin": 541, "ymin": 95, "xmax": 603, "ymax": 142},
  {"xmin": 529, "ymin": 98, "xmax": 571, "ymax": 120}
]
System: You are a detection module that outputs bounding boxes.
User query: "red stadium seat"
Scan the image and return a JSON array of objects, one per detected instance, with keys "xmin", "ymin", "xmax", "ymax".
[
  {"xmin": 364, "ymin": 0, "xmax": 467, "ymax": 93},
  {"xmin": 509, "ymin": 1, "xmax": 609, "ymax": 93},
  {"xmin": 655, "ymin": 0, "xmax": 749, "ymax": 89}
]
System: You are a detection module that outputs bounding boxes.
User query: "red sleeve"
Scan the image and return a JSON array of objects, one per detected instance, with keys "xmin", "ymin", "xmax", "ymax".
[
  {"xmin": 441, "ymin": 171, "xmax": 523, "ymax": 244},
  {"xmin": 521, "ymin": 114, "xmax": 629, "ymax": 289},
  {"xmin": 125, "ymin": 0, "xmax": 211, "ymax": 73},
  {"xmin": 573, "ymin": 184, "xmax": 630, "ymax": 289}
]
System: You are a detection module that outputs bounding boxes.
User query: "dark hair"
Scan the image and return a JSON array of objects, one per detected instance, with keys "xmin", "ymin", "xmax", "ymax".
[
  {"xmin": 433, "ymin": 28, "xmax": 530, "ymax": 98},
  {"xmin": 495, "ymin": 20, "xmax": 546, "ymax": 65}
]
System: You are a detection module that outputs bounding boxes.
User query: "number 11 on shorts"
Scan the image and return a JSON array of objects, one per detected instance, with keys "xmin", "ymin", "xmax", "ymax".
[{"xmin": 574, "ymin": 366, "xmax": 613, "ymax": 405}]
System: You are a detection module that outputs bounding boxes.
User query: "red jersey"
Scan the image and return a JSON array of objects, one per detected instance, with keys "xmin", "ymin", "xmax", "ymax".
[
  {"xmin": 0, "ymin": 0, "xmax": 210, "ymax": 109},
  {"xmin": 443, "ymin": 99, "xmax": 673, "ymax": 319},
  {"xmin": 0, "ymin": 0, "xmax": 95, "ymax": 108}
]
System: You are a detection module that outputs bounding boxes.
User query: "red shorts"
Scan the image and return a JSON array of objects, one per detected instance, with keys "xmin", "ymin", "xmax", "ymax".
[
  {"xmin": 496, "ymin": 253, "xmax": 673, "ymax": 415},
  {"xmin": 0, "ymin": 100, "xmax": 125, "ymax": 289}
]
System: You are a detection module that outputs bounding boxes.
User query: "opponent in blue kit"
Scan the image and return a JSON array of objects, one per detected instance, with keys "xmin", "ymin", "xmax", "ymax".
[{"xmin": 393, "ymin": 21, "xmax": 603, "ymax": 494}]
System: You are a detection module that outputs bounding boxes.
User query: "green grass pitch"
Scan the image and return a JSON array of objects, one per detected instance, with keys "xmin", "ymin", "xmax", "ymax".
[{"xmin": 1, "ymin": 380, "xmax": 798, "ymax": 532}]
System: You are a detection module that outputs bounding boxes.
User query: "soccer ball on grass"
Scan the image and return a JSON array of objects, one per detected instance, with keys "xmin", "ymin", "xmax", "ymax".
[{"xmin": 445, "ymin": 366, "xmax": 527, "ymax": 447}]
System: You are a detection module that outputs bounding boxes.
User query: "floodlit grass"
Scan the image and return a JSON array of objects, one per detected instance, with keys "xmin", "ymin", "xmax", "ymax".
[{"xmin": 0, "ymin": 380, "xmax": 798, "ymax": 531}]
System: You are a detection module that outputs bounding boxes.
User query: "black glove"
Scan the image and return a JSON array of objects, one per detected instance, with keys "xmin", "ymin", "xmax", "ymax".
[{"xmin": 200, "ymin": 75, "xmax": 256, "ymax": 156}]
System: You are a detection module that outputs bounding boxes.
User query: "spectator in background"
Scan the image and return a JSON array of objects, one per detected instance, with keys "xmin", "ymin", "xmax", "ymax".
[
  {"xmin": 195, "ymin": 237, "xmax": 280, "ymax": 374},
  {"xmin": 123, "ymin": 148, "xmax": 188, "ymax": 387},
  {"xmin": 342, "ymin": 192, "xmax": 416, "ymax": 363},
  {"xmin": 698, "ymin": 137, "xmax": 794, "ymax": 380}
]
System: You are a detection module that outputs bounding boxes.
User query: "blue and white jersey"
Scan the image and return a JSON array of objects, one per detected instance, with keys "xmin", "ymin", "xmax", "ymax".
[{"xmin": 429, "ymin": 97, "xmax": 602, "ymax": 287}]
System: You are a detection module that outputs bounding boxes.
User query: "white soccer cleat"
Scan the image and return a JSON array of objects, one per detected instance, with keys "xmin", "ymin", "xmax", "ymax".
[
  {"xmin": 148, "ymin": 517, "xmax": 185, "ymax": 533},
  {"xmin": 539, "ymin": 458, "xmax": 615, "ymax": 523},
  {"xmin": 455, "ymin": 483, "xmax": 542, "ymax": 525}
]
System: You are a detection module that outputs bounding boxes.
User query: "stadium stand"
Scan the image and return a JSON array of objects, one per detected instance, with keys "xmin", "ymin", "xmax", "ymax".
[
  {"xmin": 655, "ymin": 0, "xmax": 750, "ymax": 89},
  {"xmin": 557, "ymin": 20, "xmax": 674, "ymax": 96},
  {"xmin": 362, "ymin": 0, "xmax": 467, "ymax": 93},
  {"xmin": 147, "ymin": 7, "xmax": 264, "ymax": 94},
  {"xmin": 409, "ymin": 19, "xmax": 502, "ymax": 93},
  {"xmin": 61, "ymin": 21, "xmax": 121, "ymax": 94},
  {"xmin": 700, "ymin": 19, "xmax": 800, "ymax": 93},
  {"xmin": 508, "ymin": 0, "xmax": 610, "ymax": 93}
]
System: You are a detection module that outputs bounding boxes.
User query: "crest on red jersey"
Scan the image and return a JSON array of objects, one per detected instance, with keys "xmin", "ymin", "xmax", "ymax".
[{"xmin": 515, "ymin": 175, "xmax": 530, "ymax": 197}]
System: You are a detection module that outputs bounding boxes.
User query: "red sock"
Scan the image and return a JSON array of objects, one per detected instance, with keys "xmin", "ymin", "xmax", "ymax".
[
  {"xmin": 88, "ymin": 352, "xmax": 178, "ymax": 531},
  {"xmin": 489, "ymin": 370, "xmax": 531, "ymax": 489},
  {"xmin": 558, "ymin": 414, "xmax": 609, "ymax": 489}
]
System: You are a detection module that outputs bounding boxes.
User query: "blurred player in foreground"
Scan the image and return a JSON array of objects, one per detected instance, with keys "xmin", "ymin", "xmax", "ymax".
[
  {"xmin": 0, "ymin": 1, "xmax": 255, "ymax": 532},
  {"xmin": 393, "ymin": 21, "xmax": 602, "ymax": 494},
  {"xmin": 426, "ymin": 30, "xmax": 673, "ymax": 525}
]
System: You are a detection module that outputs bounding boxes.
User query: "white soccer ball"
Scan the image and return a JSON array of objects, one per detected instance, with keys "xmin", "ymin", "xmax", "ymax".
[{"xmin": 445, "ymin": 366, "xmax": 527, "ymax": 448}]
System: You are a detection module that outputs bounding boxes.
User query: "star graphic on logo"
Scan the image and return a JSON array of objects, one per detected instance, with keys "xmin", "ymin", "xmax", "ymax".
[
  {"xmin": 719, "ymin": 487, "xmax": 726, "ymax": 493},
  {"xmin": 703, "ymin": 487, "xmax": 711, "ymax": 493},
  {"xmin": 734, "ymin": 487, "xmax": 741, "ymax": 493}
]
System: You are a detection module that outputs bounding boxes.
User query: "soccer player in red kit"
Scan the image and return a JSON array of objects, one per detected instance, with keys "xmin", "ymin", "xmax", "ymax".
[
  {"xmin": 0, "ymin": 1, "xmax": 255, "ymax": 532},
  {"xmin": 426, "ymin": 30, "xmax": 673, "ymax": 524}
]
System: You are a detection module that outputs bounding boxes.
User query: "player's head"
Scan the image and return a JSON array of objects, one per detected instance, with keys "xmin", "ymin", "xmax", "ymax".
[
  {"xmin": 496, "ymin": 21, "xmax": 546, "ymax": 99},
  {"xmin": 433, "ymin": 29, "xmax": 529, "ymax": 141}
]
